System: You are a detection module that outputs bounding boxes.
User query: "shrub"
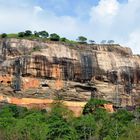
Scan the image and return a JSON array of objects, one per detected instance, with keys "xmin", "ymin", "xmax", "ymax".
[
  {"xmin": 1, "ymin": 33, "xmax": 7, "ymax": 38},
  {"xmin": 50, "ymin": 33, "xmax": 60, "ymax": 41},
  {"xmin": 18, "ymin": 32, "xmax": 25, "ymax": 37}
]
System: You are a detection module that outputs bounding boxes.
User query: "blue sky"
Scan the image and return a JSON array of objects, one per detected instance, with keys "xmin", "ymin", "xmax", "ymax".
[{"xmin": 0, "ymin": 0, "xmax": 140, "ymax": 54}]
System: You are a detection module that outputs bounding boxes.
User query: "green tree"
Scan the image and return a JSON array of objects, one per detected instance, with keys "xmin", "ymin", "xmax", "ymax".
[
  {"xmin": 24, "ymin": 30, "xmax": 32, "ymax": 36},
  {"xmin": 72, "ymin": 114, "xmax": 96, "ymax": 140},
  {"xmin": 77, "ymin": 36, "xmax": 87, "ymax": 44},
  {"xmin": 34, "ymin": 31, "xmax": 39, "ymax": 37},
  {"xmin": 112, "ymin": 109, "xmax": 134, "ymax": 125},
  {"xmin": 0, "ymin": 105, "xmax": 14, "ymax": 118},
  {"xmin": 100, "ymin": 118, "xmax": 126, "ymax": 140},
  {"xmin": 46, "ymin": 102, "xmax": 77, "ymax": 140},
  {"xmin": 1, "ymin": 33, "xmax": 7, "ymax": 38},
  {"xmin": 83, "ymin": 98, "xmax": 108, "ymax": 115},
  {"xmin": 94, "ymin": 108, "xmax": 109, "ymax": 122},
  {"xmin": 0, "ymin": 107, "xmax": 48, "ymax": 140},
  {"xmin": 119, "ymin": 123, "xmax": 140, "ymax": 140},
  {"xmin": 39, "ymin": 31, "xmax": 49, "ymax": 38},
  {"xmin": 6, "ymin": 113, "xmax": 48, "ymax": 140},
  {"xmin": 50, "ymin": 33, "xmax": 60, "ymax": 41},
  {"xmin": 0, "ymin": 103, "xmax": 139, "ymax": 140},
  {"xmin": 61, "ymin": 37, "xmax": 67, "ymax": 42},
  {"xmin": 18, "ymin": 32, "xmax": 25, "ymax": 37},
  {"xmin": 99, "ymin": 109, "xmax": 135, "ymax": 140}
]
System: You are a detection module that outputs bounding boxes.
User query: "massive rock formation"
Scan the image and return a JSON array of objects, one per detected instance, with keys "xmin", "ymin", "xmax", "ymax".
[{"xmin": 0, "ymin": 38, "xmax": 140, "ymax": 107}]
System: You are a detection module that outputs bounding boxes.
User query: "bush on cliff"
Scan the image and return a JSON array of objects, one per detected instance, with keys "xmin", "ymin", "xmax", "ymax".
[
  {"xmin": 38, "ymin": 31, "xmax": 49, "ymax": 38},
  {"xmin": 77, "ymin": 36, "xmax": 87, "ymax": 44},
  {"xmin": 50, "ymin": 33, "xmax": 60, "ymax": 41},
  {"xmin": 83, "ymin": 98, "xmax": 108, "ymax": 115},
  {"xmin": 18, "ymin": 32, "xmax": 25, "ymax": 37},
  {"xmin": 1, "ymin": 33, "xmax": 7, "ymax": 38}
]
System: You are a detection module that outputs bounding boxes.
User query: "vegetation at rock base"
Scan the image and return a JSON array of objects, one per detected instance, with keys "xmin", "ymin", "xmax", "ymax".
[{"xmin": 0, "ymin": 99, "xmax": 139, "ymax": 140}]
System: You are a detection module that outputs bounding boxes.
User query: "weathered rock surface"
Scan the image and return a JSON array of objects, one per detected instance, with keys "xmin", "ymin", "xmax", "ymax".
[{"xmin": 0, "ymin": 38, "xmax": 140, "ymax": 107}]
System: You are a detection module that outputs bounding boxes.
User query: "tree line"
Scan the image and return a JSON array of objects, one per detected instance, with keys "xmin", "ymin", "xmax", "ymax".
[
  {"xmin": 0, "ymin": 98, "xmax": 139, "ymax": 140},
  {"xmin": 0, "ymin": 31, "xmax": 115, "ymax": 44}
]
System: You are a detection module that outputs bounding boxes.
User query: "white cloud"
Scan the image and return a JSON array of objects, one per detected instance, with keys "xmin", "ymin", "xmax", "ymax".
[
  {"xmin": 34, "ymin": 6, "xmax": 43, "ymax": 13},
  {"xmin": 0, "ymin": 0, "xmax": 140, "ymax": 54},
  {"xmin": 124, "ymin": 30, "xmax": 140, "ymax": 54},
  {"xmin": 89, "ymin": 0, "xmax": 140, "ymax": 54},
  {"xmin": 90, "ymin": 0, "xmax": 119, "ymax": 24}
]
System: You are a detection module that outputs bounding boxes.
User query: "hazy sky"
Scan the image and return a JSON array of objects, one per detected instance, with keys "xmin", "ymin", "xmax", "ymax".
[{"xmin": 0, "ymin": 0, "xmax": 140, "ymax": 54}]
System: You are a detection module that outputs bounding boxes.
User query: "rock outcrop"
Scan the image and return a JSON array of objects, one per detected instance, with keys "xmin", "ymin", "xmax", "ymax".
[{"xmin": 0, "ymin": 38, "xmax": 140, "ymax": 107}]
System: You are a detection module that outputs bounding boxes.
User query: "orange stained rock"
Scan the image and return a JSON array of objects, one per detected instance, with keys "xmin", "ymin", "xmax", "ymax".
[
  {"xmin": 52, "ymin": 64, "xmax": 62, "ymax": 79},
  {"xmin": 0, "ymin": 75, "xmax": 40, "ymax": 90},
  {"xmin": 51, "ymin": 64, "xmax": 63, "ymax": 90},
  {"xmin": 55, "ymin": 79, "xmax": 63, "ymax": 90},
  {"xmin": 0, "ymin": 96, "xmax": 4, "ymax": 101},
  {"xmin": 67, "ymin": 106, "xmax": 84, "ymax": 117},
  {"xmin": 0, "ymin": 95, "xmax": 86, "ymax": 116},
  {"xmin": 0, "ymin": 75, "xmax": 12, "ymax": 85},
  {"xmin": 0, "ymin": 95, "xmax": 114, "ymax": 116},
  {"xmin": 8, "ymin": 97, "xmax": 86, "ymax": 107},
  {"xmin": 22, "ymin": 77, "xmax": 40, "ymax": 90},
  {"xmin": 8, "ymin": 97, "xmax": 53, "ymax": 105},
  {"xmin": 103, "ymin": 104, "xmax": 114, "ymax": 113}
]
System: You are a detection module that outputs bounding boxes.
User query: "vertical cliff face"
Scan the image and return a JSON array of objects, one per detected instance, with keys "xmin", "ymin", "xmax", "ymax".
[
  {"xmin": 1, "ymin": 38, "xmax": 139, "ymax": 81},
  {"xmin": 0, "ymin": 38, "xmax": 140, "ymax": 84},
  {"xmin": 0, "ymin": 38, "xmax": 140, "ymax": 107}
]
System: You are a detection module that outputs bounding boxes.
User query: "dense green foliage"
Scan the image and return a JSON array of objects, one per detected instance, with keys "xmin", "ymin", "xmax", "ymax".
[
  {"xmin": 38, "ymin": 31, "xmax": 49, "ymax": 38},
  {"xmin": 77, "ymin": 36, "xmax": 87, "ymax": 44},
  {"xmin": 1, "ymin": 33, "xmax": 7, "ymax": 38},
  {"xmin": 24, "ymin": 30, "xmax": 32, "ymax": 36},
  {"xmin": 18, "ymin": 32, "xmax": 25, "ymax": 37},
  {"xmin": 83, "ymin": 98, "xmax": 108, "ymax": 115},
  {"xmin": 60, "ymin": 37, "xmax": 67, "ymax": 42},
  {"xmin": 0, "ymin": 99, "xmax": 139, "ymax": 140},
  {"xmin": 50, "ymin": 33, "xmax": 60, "ymax": 41},
  {"xmin": 0, "ymin": 30, "xmax": 117, "ymax": 45}
]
